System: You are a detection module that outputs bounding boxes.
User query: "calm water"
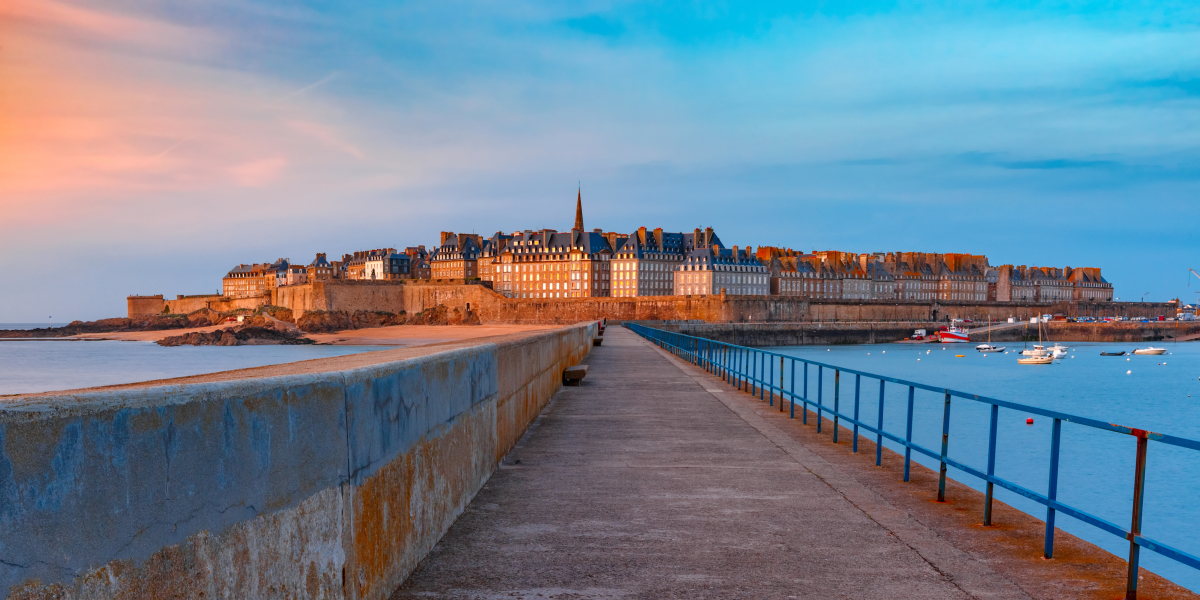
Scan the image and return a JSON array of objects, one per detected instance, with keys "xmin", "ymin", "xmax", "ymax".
[
  {"xmin": 0, "ymin": 341, "xmax": 390, "ymax": 395},
  {"xmin": 765, "ymin": 340, "xmax": 1200, "ymax": 591}
]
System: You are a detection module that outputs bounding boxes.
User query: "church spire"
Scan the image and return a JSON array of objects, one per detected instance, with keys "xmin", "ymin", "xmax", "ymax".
[{"xmin": 573, "ymin": 187, "xmax": 584, "ymax": 232}]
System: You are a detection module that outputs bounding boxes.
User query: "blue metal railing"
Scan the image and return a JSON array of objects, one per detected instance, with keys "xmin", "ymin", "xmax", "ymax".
[{"xmin": 626, "ymin": 323, "xmax": 1200, "ymax": 599}]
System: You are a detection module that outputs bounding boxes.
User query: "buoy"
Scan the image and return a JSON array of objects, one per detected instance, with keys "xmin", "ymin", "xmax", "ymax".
[
  {"xmin": 1127, "ymin": 370, "xmax": 1132, "ymax": 375},
  {"xmin": 918, "ymin": 359, "xmax": 921, "ymax": 361},
  {"xmin": 882, "ymin": 351, "xmax": 886, "ymax": 354},
  {"xmin": 1026, "ymin": 418, "xmax": 1034, "ymax": 424}
]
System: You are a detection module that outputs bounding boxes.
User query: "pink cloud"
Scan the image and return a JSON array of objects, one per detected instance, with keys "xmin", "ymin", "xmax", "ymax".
[{"xmin": 230, "ymin": 157, "xmax": 288, "ymax": 187}]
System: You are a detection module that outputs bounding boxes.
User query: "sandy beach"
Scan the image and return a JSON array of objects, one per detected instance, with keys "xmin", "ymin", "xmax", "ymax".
[{"xmin": 73, "ymin": 324, "xmax": 556, "ymax": 346}]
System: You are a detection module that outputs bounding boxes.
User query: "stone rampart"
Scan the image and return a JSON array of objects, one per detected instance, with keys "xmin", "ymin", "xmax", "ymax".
[{"xmin": 0, "ymin": 324, "xmax": 595, "ymax": 600}]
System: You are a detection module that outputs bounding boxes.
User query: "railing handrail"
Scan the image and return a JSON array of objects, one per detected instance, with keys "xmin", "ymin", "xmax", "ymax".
[{"xmin": 625, "ymin": 323, "xmax": 1200, "ymax": 598}]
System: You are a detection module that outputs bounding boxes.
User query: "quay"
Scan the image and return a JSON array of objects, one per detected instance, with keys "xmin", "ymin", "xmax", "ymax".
[
  {"xmin": 2, "ymin": 323, "xmax": 1195, "ymax": 599},
  {"xmin": 395, "ymin": 326, "xmax": 1193, "ymax": 599}
]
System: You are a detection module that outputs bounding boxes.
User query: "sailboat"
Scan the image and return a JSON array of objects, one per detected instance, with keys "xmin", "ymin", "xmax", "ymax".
[
  {"xmin": 975, "ymin": 318, "xmax": 1005, "ymax": 352},
  {"xmin": 1018, "ymin": 319, "xmax": 1053, "ymax": 365}
]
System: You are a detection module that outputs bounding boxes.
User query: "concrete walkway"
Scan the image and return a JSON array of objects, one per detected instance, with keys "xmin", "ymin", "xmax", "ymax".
[
  {"xmin": 392, "ymin": 327, "xmax": 1041, "ymax": 599},
  {"xmin": 393, "ymin": 327, "xmax": 1197, "ymax": 600}
]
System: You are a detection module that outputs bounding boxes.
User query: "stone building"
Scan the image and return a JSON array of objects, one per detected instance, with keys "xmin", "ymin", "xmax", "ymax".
[
  {"xmin": 934, "ymin": 254, "xmax": 989, "ymax": 302},
  {"xmin": 479, "ymin": 232, "xmax": 515, "ymax": 289},
  {"xmin": 223, "ymin": 263, "xmax": 270, "ymax": 298},
  {"xmin": 675, "ymin": 245, "xmax": 768, "ymax": 296},
  {"xmin": 612, "ymin": 226, "xmax": 720, "ymax": 298},
  {"xmin": 1067, "ymin": 267, "xmax": 1113, "ymax": 301},
  {"xmin": 495, "ymin": 190, "xmax": 622, "ymax": 299},
  {"xmin": 364, "ymin": 249, "xmax": 410, "ymax": 280},
  {"xmin": 431, "ymin": 233, "xmax": 482, "ymax": 279},
  {"xmin": 307, "ymin": 253, "xmax": 335, "ymax": 282},
  {"xmin": 222, "ymin": 259, "xmax": 288, "ymax": 298},
  {"xmin": 403, "ymin": 247, "xmax": 431, "ymax": 279}
]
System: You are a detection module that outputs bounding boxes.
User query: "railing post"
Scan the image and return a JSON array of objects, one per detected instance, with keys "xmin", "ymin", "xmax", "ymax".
[
  {"xmin": 779, "ymin": 356, "xmax": 785, "ymax": 413},
  {"xmin": 817, "ymin": 367, "xmax": 824, "ymax": 433},
  {"xmin": 904, "ymin": 386, "xmax": 915, "ymax": 482},
  {"xmin": 802, "ymin": 363, "xmax": 809, "ymax": 425},
  {"xmin": 853, "ymin": 375, "xmax": 861, "ymax": 453},
  {"xmin": 751, "ymin": 351, "xmax": 757, "ymax": 396},
  {"xmin": 759, "ymin": 351, "xmax": 765, "ymax": 401},
  {"xmin": 985, "ymin": 404, "xmax": 999, "ymax": 526},
  {"xmin": 876, "ymin": 380, "xmax": 885, "ymax": 466},
  {"xmin": 1045, "ymin": 417, "xmax": 1062, "ymax": 559},
  {"xmin": 1125, "ymin": 433, "xmax": 1149, "ymax": 599},
  {"xmin": 769, "ymin": 354, "xmax": 775, "ymax": 406},
  {"xmin": 938, "ymin": 391, "xmax": 951, "ymax": 502},
  {"xmin": 789, "ymin": 358, "xmax": 795, "ymax": 418},
  {"xmin": 833, "ymin": 370, "xmax": 841, "ymax": 443}
]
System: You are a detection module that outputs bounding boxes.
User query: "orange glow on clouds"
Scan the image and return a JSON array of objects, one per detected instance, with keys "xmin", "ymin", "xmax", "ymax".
[{"xmin": 0, "ymin": 0, "xmax": 377, "ymax": 226}]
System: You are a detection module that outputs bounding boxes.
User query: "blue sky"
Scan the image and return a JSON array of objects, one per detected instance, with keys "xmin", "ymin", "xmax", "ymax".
[{"xmin": 2, "ymin": 1, "xmax": 1199, "ymax": 321}]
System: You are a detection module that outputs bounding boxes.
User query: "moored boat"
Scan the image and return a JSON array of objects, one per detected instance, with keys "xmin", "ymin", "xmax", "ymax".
[
  {"xmin": 975, "ymin": 344, "xmax": 1005, "ymax": 352},
  {"xmin": 1100, "ymin": 351, "xmax": 1126, "ymax": 356},
  {"xmin": 1018, "ymin": 354, "xmax": 1054, "ymax": 365},
  {"xmin": 939, "ymin": 326, "xmax": 970, "ymax": 343},
  {"xmin": 1132, "ymin": 347, "xmax": 1167, "ymax": 355}
]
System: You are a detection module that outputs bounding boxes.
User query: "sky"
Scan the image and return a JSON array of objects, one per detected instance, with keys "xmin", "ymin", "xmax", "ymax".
[{"xmin": 2, "ymin": 0, "xmax": 1199, "ymax": 321}]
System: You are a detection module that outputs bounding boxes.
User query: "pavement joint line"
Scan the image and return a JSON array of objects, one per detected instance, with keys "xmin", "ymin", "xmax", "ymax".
[{"xmin": 633, "ymin": 333, "xmax": 1033, "ymax": 600}]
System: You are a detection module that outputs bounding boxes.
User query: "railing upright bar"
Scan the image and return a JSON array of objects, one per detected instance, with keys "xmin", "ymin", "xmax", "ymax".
[
  {"xmin": 789, "ymin": 358, "xmax": 796, "ymax": 418},
  {"xmin": 1045, "ymin": 418, "xmax": 1063, "ymax": 558},
  {"xmin": 853, "ymin": 375, "xmax": 861, "ymax": 453},
  {"xmin": 938, "ymin": 391, "xmax": 952, "ymax": 502},
  {"xmin": 779, "ymin": 357, "xmax": 785, "ymax": 413},
  {"xmin": 1126, "ymin": 434, "xmax": 1149, "ymax": 600},
  {"xmin": 985, "ymin": 404, "xmax": 999, "ymax": 526},
  {"xmin": 904, "ymin": 386, "xmax": 915, "ymax": 482},
  {"xmin": 751, "ymin": 351, "xmax": 757, "ymax": 396},
  {"xmin": 769, "ymin": 353, "xmax": 775, "ymax": 406},
  {"xmin": 833, "ymin": 370, "xmax": 841, "ymax": 444},
  {"xmin": 876, "ymin": 380, "xmax": 885, "ymax": 466},
  {"xmin": 759, "ymin": 351, "xmax": 765, "ymax": 401},
  {"xmin": 817, "ymin": 367, "xmax": 824, "ymax": 433},
  {"xmin": 802, "ymin": 363, "xmax": 809, "ymax": 425}
]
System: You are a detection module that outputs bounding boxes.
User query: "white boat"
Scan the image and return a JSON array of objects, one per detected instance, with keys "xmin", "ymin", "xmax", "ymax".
[
  {"xmin": 1132, "ymin": 347, "xmax": 1167, "ymax": 355},
  {"xmin": 976, "ymin": 344, "xmax": 1006, "ymax": 353},
  {"xmin": 1048, "ymin": 344, "xmax": 1069, "ymax": 359},
  {"xmin": 1018, "ymin": 354, "xmax": 1054, "ymax": 365},
  {"xmin": 939, "ymin": 326, "xmax": 970, "ymax": 343},
  {"xmin": 1018, "ymin": 319, "xmax": 1054, "ymax": 364}
]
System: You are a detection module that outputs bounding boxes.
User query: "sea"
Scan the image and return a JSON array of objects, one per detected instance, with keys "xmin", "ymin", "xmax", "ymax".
[
  {"xmin": 770, "ymin": 340, "xmax": 1200, "ymax": 592},
  {"xmin": 0, "ymin": 335, "xmax": 389, "ymax": 396}
]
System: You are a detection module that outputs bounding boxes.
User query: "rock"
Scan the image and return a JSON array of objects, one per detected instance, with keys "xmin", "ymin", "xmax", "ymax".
[{"xmin": 216, "ymin": 331, "xmax": 240, "ymax": 346}]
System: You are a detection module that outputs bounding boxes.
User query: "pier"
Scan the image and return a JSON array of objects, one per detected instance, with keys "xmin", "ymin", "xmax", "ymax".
[{"xmin": 393, "ymin": 326, "xmax": 1194, "ymax": 599}]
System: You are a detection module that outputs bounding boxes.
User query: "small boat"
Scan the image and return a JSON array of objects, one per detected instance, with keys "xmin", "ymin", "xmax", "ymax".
[
  {"xmin": 1100, "ymin": 351, "xmax": 1126, "ymax": 356},
  {"xmin": 1021, "ymin": 345, "xmax": 1047, "ymax": 356},
  {"xmin": 938, "ymin": 326, "xmax": 970, "ymax": 343},
  {"xmin": 1018, "ymin": 354, "xmax": 1054, "ymax": 365},
  {"xmin": 976, "ymin": 344, "xmax": 1006, "ymax": 353},
  {"xmin": 1132, "ymin": 347, "xmax": 1167, "ymax": 355},
  {"xmin": 1049, "ymin": 346, "xmax": 1068, "ymax": 359}
]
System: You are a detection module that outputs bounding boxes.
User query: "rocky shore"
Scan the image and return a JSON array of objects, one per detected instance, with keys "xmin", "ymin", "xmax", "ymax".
[{"xmin": 157, "ymin": 326, "xmax": 314, "ymax": 347}]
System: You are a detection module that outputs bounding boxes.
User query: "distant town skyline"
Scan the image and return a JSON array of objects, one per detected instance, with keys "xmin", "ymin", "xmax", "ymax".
[{"xmin": 2, "ymin": 1, "xmax": 1199, "ymax": 321}]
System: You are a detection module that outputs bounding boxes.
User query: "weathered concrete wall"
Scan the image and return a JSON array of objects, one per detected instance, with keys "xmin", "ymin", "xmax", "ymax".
[
  {"xmin": 0, "ymin": 324, "xmax": 595, "ymax": 600},
  {"xmin": 275, "ymin": 281, "xmax": 495, "ymax": 320}
]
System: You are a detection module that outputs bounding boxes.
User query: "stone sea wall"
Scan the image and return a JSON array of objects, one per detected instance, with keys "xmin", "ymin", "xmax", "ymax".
[{"xmin": 0, "ymin": 324, "xmax": 595, "ymax": 600}]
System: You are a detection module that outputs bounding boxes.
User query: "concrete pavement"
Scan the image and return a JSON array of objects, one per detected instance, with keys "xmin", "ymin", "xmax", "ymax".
[{"xmin": 392, "ymin": 326, "xmax": 1195, "ymax": 600}]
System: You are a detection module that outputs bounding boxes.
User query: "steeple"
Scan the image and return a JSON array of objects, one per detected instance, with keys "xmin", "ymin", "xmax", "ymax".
[{"xmin": 573, "ymin": 188, "xmax": 584, "ymax": 232}]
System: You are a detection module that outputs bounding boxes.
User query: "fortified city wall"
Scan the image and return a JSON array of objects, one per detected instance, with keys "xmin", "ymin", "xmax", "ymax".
[
  {"xmin": 0, "ymin": 324, "xmax": 595, "ymax": 600},
  {"xmin": 136, "ymin": 281, "xmax": 1178, "ymax": 325}
]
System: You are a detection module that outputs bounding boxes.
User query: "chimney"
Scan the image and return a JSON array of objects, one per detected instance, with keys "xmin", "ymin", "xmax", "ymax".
[
  {"xmin": 440, "ymin": 231, "xmax": 454, "ymax": 245},
  {"xmin": 694, "ymin": 228, "xmax": 704, "ymax": 248},
  {"xmin": 705, "ymin": 227, "xmax": 714, "ymax": 247},
  {"xmin": 653, "ymin": 227, "xmax": 663, "ymax": 250},
  {"xmin": 732, "ymin": 246, "xmax": 739, "ymax": 261},
  {"xmin": 638, "ymin": 226, "xmax": 647, "ymax": 244}
]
